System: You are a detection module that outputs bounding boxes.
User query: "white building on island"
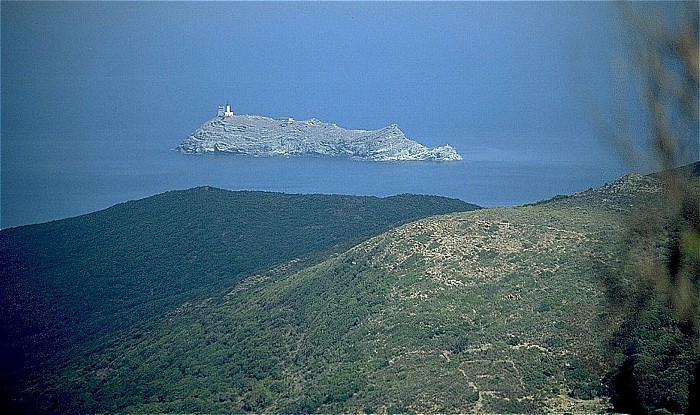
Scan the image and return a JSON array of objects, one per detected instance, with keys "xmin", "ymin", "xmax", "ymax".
[
  {"xmin": 217, "ymin": 102, "xmax": 235, "ymax": 117},
  {"xmin": 224, "ymin": 102, "xmax": 234, "ymax": 117}
]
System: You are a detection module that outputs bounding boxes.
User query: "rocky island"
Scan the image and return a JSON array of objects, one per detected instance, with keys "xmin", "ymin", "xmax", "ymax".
[{"xmin": 176, "ymin": 104, "xmax": 462, "ymax": 161}]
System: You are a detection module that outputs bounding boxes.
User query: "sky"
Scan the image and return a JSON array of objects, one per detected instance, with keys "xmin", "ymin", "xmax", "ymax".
[
  {"xmin": 2, "ymin": 1, "xmax": 624, "ymax": 148},
  {"xmin": 1, "ymin": 1, "xmax": 695, "ymax": 227}
]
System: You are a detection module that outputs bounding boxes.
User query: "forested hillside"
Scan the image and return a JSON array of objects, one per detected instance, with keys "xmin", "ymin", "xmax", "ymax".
[
  {"xmin": 5, "ymin": 163, "xmax": 695, "ymax": 414},
  {"xmin": 0, "ymin": 188, "xmax": 477, "ymax": 413}
]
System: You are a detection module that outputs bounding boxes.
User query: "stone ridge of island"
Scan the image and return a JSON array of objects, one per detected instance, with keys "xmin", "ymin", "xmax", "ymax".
[{"xmin": 175, "ymin": 103, "xmax": 463, "ymax": 162}]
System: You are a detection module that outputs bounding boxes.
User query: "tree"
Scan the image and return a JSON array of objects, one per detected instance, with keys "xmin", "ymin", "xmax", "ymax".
[{"xmin": 594, "ymin": 3, "xmax": 699, "ymax": 413}]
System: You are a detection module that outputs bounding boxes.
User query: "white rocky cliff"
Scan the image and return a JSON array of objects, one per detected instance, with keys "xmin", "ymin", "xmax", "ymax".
[{"xmin": 176, "ymin": 106, "xmax": 462, "ymax": 162}]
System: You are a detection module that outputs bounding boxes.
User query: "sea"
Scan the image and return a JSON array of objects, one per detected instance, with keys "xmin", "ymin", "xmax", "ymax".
[{"xmin": 1, "ymin": 131, "xmax": 627, "ymax": 229}]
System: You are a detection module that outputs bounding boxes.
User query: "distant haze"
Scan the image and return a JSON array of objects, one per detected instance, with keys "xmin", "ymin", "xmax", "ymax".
[{"xmin": 0, "ymin": 1, "xmax": 682, "ymax": 227}]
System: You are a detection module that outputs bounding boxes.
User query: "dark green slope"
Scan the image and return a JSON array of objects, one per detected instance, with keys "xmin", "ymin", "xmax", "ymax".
[{"xmin": 0, "ymin": 188, "xmax": 478, "ymax": 413}]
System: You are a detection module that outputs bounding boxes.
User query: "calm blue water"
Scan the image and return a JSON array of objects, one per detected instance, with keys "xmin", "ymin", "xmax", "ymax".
[{"xmin": 1, "ymin": 130, "xmax": 627, "ymax": 229}]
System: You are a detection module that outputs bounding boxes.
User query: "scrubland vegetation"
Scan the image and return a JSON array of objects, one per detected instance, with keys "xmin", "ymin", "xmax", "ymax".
[{"xmin": 3, "ymin": 164, "xmax": 697, "ymax": 413}]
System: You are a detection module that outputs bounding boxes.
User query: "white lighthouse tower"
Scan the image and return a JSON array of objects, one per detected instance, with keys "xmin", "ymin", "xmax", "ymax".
[{"xmin": 224, "ymin": 102, "xmax": 234, "ymax": 117}]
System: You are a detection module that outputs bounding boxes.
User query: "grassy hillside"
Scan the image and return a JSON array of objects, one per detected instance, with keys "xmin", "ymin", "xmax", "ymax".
[
  {"xmin": 0, "ymin": 188, "xmax": 478, "ymax": 413},
  {"xmin": 57, "ymin": 204, "xmax": 621, "ymax": 413},
  {"xmin": 39, "ymin": 165, "xmax": 699, "ymax": 414}
]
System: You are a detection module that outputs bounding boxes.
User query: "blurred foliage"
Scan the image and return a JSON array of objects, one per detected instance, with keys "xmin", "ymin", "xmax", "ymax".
[{"xmin": 596, "ymin": 2, "xmax": 700, "ymax": 414}]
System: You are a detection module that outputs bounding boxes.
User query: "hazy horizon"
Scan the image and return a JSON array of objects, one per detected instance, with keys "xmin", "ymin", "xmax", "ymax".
[{"xmin": 2, "ymin": 1, "xmax": 691, "ymax": 228}]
